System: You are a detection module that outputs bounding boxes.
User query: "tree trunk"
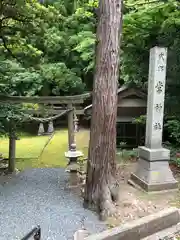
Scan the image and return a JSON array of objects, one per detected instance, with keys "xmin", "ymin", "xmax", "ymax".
[{"xmin": 84, "ymin": 0, "xmax": 122, "ymax": 220}]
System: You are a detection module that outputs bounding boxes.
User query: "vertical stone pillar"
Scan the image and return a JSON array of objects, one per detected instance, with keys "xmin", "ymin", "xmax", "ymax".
[
  {"xmin": 8, "ymin": 121, "xmax": 16, "ymax": 173},
  {"xmin": 74, "ymin": 113, "xmax": 79, "ymax": 133},
  {"xmin": 129, "ymin": 46, "xmax": 178, "ymax": 192},
  {"xmin": 38, "ymin": 123, "xmax": 44, "ymax": 136},
  {"xmin": 68, "ymin": 104, "xmax": 75, "ymax": 150},
  {"xmin": 47, "ymin": 121, "xmax": 54, "ymax": 134},
  {"xmin": 8, "ymin": 136, "xmax": 16, "ymax": 173}
]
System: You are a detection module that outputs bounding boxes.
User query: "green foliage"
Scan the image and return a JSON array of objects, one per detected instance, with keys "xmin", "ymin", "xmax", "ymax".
[
  {"xmin": 0, "ymin": 0, "xmax": 86, "ymax": 96},
  {"xmin": 2, "ymin": 0, "xmax": 180, "ymax": 97},
  {"xmin": 116, "ymin": 148, "xmax": 138, "ymax": 163},
  {"xmin": 39, "ymin": 63, "xmax": 85, "ymax": 95},
  {"xmin": 164, "ymin": 118, "xmax": 180, "ymax": 145},
  {"xmin": 0, "ymin": 59, "xmax": 42, "ymax": 96},
  {"xmin": 1, "ymin": 0, "xmax": 180, "ymax": 143},
  {"xmin": 133, "ymin": 115, "xmax": 146, "ymax": 125}
]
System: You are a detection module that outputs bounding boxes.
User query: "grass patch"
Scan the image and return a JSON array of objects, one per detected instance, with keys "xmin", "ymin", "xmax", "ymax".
[
  {"xmin": 0, "ymin": 129, "xmax": 89, "ymax": 170},
  {"xmin": 116, "ymin": 149, "xmax": 138, "ymax": 163},
  {"xmin": 0, "ymin": 129, "xmax": 134, "ymax": 170}
]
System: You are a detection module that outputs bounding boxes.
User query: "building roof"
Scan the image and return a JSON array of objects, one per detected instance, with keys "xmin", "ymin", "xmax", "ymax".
[{"xmin": 84, "ymin": 85, "xmax": 146, "ymax": 111}]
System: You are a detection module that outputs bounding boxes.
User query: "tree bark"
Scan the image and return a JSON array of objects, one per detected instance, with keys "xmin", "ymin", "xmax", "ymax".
[{"xmin": 84, "ymin": 0, "xmax": 122, "ymax": 220}]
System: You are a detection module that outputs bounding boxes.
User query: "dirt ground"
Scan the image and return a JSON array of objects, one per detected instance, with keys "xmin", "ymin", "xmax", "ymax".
[
  {"xmin": 67, "ymin": 161, "xmax": 180, "ymax": 228},
  {"xmin": 107, "ymin": 162, "xmax": 180, "ymax": 227}
]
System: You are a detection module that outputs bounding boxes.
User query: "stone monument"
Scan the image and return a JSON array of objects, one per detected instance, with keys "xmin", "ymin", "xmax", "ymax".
[
  {"xmin": 129, "ymin": 46, "xmax": 178, "ymax": 192},
  {"xmin": 47, "ymin": 121, "xmax": 54, "ymax": 135},
  {"xmin": 38, "ymin": 123, "xmax": 45, "ymax": 136}
]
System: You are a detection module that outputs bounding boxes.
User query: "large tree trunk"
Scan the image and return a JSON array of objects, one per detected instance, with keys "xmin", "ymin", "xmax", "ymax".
[{"xmin": 84, "ymin": 0, "xmax": 122, "ymax": 220}]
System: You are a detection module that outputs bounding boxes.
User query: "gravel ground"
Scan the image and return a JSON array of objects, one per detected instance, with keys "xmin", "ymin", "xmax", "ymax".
[{"xmin": 0, "ymin": 168, "xmax": 106, "ymax": 240}]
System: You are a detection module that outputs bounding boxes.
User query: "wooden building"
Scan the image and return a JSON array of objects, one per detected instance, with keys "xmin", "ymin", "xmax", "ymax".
[{"xmin": 84, "ymin": 85, "xmax": 147, "ymax": 148}]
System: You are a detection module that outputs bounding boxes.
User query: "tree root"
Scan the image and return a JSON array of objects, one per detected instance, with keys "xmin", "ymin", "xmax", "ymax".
[
  {"xmin": 109, "ymin": 176, "xmax": 120, "ymax": 202},
  {"xmin": 99, "ymin": 181, "xmax": 120, "ymax": 221},
  {"xmin": 83, "ymin": 173, "xmax": 120, "ymax": 221}
]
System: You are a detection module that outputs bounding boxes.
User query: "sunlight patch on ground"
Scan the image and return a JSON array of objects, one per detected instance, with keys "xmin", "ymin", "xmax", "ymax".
[{"xmin": 0, "ymin": 129, "xmax": 89, "ymax": 170}]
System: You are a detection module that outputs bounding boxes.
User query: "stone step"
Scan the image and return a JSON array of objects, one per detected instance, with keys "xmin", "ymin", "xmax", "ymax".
[
  {"xmin": 142, "ymin": 223, "xmax": 180, "ymax": 240},
  {"xmin": 85, "ymin": 208, "xmax": 180, "ymax": 240}
]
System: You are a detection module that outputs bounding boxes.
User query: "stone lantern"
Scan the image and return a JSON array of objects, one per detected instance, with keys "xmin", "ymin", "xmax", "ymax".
[
  {"xmin": 65, "ymin": 143, "xmax": 84, "ymax": 172},
  {"xmin": 47, "ymin": 121, "xmax": 54, "ymax": 135},
  {"xmin": 38, "ymin": 123, "xmax": 45, "ymax": 136}
]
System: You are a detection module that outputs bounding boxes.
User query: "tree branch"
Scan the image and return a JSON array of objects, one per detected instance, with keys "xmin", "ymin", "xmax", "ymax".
[{"xmin": 0, "ymin": 35, "xmax": 20, "ymax": 61}]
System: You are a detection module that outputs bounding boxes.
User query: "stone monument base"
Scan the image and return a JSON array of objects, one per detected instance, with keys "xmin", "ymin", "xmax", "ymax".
[{"xmin": 129, "ymin": 147, "xmax": 178, "ymax": 192}]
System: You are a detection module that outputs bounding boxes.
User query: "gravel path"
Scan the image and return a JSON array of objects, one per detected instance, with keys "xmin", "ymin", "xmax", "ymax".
[{"xmin": 0, "ymin": 168, "xmax": 106, "ymax": 240}]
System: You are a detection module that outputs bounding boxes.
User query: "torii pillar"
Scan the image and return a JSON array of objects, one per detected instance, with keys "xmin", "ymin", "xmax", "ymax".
[{"xmin": 67, "ymin": 104, "xmax": 75, "ymax": 149}]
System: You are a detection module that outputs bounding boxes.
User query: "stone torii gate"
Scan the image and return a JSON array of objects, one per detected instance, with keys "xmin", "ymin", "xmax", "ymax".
[{"xmin": 0, "ymin": 93, "xmax": 90, "ymax": 172}]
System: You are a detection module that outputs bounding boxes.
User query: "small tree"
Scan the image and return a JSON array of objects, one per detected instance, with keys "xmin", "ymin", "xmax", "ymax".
[{"xmin": 84, "ymin": 0, "xmax": 122, "ymax": 219}]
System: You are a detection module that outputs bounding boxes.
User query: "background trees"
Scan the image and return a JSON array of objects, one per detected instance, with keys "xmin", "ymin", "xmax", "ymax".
[
  {"xmin": 0, "ymin": 0, "xmax": 180, "ymax": 142},
  {"xmin": 2, "ymin": 0, "xmax": 180, "ymax": 96}
]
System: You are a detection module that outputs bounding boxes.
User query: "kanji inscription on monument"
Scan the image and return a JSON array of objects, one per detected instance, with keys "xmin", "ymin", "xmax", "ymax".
[
  {"xmin": 154, "ymin": 103, "xmax": 163, "ymax": 112},
  {"xmin": 155, "ymin": 81, "xmax": 164, "ymax": 94},
  {"xmin": 159, "ymin": 52, "xmax": 165, "ymax": 61},
  {"xmin": 158, "ymin": 65, "xmax": 165, "ymax": 71},
  {"xmin": 154, "ymin": 122, "xmax": 162, "ymax": 130}
]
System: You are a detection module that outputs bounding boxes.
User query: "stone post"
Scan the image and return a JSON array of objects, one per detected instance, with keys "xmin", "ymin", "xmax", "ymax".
[
  {"xmin": 129, "ymin": 46, "xmax": 178, "ymax": 192},
  {"xmin": 38, "ymin": 123, "xmax": 44, "ymax": 136},
  {"xmin": 68, "ymin": 104, "xmax": 75, "ymax": 150},
  {"xmin": 8, "ymin": 136, "xmax": 16, "ymax": 173},
  {"xmin": 47, "ymin": 121, "xmax": 54, "ymax": 134},
  {"xmin": 74, "ymin": 113, "xmax": 79, "ymax": 133},
  {"xmin": 8, "ymin": 121, "xmax": 16, "ymax": 173}
]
